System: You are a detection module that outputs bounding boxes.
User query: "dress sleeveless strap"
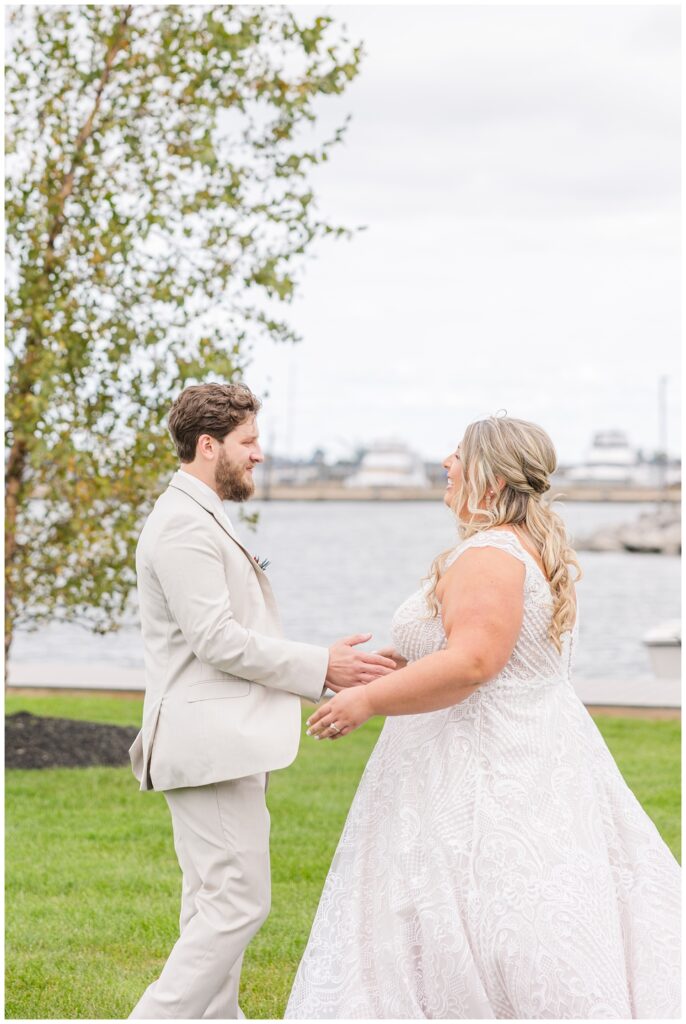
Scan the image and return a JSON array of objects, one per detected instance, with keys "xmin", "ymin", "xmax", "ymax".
[{"xmin": 446, "ymin": 529, "xmax": 533, "ymax": 570}]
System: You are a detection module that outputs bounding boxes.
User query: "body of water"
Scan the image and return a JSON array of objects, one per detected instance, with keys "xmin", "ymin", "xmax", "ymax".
[{"xmin": 12, "ymin": 501, "xmax": 680, "ymax": 681}]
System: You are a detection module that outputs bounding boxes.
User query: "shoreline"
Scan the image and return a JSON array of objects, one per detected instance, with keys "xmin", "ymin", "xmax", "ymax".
[{"xmin": 254, "ymin": 485, "xmax": 681, "ymax": 503}]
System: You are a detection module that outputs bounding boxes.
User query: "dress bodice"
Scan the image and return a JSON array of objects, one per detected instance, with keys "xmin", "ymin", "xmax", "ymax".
[{"xmin": 390, "ymin": 528, "xmax": 576, "ymax": 692}]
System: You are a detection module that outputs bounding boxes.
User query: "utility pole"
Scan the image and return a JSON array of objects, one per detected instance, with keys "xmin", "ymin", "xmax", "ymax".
[
  {"xmin": 658, "ymin": 374, "xmax": 668, "ymax": 516},
  {"xmin": 263, "ymin": 424, "xmax": 275, "ymax": 502},
  {"xmin": 286, "ymin": 353, "xmax": 297, "ymax": 462}
]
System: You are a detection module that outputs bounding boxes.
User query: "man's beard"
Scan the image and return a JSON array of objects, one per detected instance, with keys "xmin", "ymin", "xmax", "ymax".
[{"xmin": 215, "ymin": 449, "xmax": 255, "ymax": 502}]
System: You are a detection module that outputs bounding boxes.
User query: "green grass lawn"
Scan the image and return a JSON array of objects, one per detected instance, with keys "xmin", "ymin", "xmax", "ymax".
[{"xmin": 5, "ymin": 694, "xmax": 681, "ymax": 1019}]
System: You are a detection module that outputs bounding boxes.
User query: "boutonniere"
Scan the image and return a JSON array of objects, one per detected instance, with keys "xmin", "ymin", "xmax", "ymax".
[{"xmin": 253, "ymin": 554, "xmax": 270, "ymax": 571}]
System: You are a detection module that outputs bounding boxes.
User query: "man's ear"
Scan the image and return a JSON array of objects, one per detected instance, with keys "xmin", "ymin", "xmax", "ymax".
[{"xmin": 196, "ymin": 434, "xmax": 216, "ymax": 461}]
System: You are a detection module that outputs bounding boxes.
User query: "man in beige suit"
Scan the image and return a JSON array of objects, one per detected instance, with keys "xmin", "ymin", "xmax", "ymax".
[{"xmin": 129, "ymin": 382, "xmax": 394, "ymax": 1019}]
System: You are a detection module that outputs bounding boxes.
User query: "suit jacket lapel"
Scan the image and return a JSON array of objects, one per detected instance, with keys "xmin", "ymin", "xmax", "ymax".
[
  {"xmin": 168, "ymin": 473, "xmax": 268, "ymax": 580},
  {"xmin": 207, "ymin": 508, "xmax": 269, "ymax": 580}
]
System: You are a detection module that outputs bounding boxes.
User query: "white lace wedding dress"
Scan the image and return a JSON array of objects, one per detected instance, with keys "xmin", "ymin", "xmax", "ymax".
[{"xmin": 285, "ymin": 530, "xmax": 681, "ymax": 1019}]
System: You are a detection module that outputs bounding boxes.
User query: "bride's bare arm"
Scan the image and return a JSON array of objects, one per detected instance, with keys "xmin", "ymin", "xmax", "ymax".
[{"xmin": 307, "ymin": 548, "xmax": 525, "ymax": 736}]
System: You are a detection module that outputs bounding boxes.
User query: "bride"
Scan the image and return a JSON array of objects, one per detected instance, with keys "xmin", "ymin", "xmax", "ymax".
[{"xmin": 285, "ymin": 416, "xmax": 680, "ymax": 1020}]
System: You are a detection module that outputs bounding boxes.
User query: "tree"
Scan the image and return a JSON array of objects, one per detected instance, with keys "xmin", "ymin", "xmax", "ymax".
[{"xmin": 5, "ymin": 4, "xmax": 361, "ymax": 667}]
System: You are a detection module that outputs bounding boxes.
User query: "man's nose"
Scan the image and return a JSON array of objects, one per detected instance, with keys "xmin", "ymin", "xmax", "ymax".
[{"xmin": 252, "ymin": 446, "xmax": 265, "ymax": 464}]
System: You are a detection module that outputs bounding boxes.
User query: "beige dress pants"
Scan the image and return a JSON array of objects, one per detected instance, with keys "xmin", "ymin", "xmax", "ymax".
[{"xmin": 130, "ymin": 774, "xmax": 271, "ymax": 1019}]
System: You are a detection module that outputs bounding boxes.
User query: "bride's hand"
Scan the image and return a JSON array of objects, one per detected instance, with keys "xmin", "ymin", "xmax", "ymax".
[
  {"xmin": 375, "ymin": 646, "xmax": 408, "ymax": 670},
  {"xmin": 306, "ymin": 686, "xmax": 375, "ymax": 740}
]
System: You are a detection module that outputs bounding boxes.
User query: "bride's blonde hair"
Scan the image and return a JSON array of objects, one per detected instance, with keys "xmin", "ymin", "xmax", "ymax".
[{"xmin": 426, "ymin": 416, "xmax": 582, "ymax": 652}]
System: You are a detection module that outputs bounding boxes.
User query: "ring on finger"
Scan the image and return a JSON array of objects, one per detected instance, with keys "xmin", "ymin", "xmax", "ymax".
[{"xmin": 329, "ymin": 722, "xmax": 342, "ymax": 734}]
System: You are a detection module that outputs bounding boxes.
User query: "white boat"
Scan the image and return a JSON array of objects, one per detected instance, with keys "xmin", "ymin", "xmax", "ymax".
[
  {"xmin": 643, "ymin": 619, "xmax": 681, "ymax": 679},
  {"xmin": 344, "ymin": 441, "xmax": 429, "ymax": 489},
  {"xmin": 567, "ymin": 430, "xmax": 639, "ymax": 484}
]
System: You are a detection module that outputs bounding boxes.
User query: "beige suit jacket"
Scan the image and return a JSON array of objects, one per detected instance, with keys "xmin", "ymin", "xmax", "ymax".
[{"xmin": 129, "ymin": 471, "xmax": 329, "ymax": 791}]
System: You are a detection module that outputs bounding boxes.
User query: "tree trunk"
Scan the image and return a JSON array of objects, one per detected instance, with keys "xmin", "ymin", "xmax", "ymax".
[{"xmin": 4, "ymin": 437, "xmax": 26, "ymax": 678}]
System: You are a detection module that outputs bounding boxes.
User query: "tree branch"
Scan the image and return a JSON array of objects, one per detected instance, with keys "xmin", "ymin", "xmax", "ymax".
[{"xmin": 46, "ymin": 5, "xmax": 134, "ymax": 261}]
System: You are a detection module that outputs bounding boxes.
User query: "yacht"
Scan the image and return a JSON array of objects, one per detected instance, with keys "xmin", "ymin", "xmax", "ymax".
[
  {"xmin": 566, "ymin": 430, "xmax": 639, "ymax": 484},
  {"xmin": 344, "ymin": 441, "xmax": 430, "ymax": 489}
]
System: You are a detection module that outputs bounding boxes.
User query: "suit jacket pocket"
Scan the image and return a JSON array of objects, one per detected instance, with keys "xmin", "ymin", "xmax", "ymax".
[{"xmin": 187, "ymin": 678, "xmax": 251, "ymax": 702}]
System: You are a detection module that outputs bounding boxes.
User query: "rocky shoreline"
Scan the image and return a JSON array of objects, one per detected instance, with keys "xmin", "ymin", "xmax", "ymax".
[{"xmin": 576, "ymin": 507, "xmax": 681, "ymax": 555}]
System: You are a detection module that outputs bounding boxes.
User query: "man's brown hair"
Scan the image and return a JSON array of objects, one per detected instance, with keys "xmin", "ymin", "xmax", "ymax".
[{"xmin": 168, "ymin": 382, "xmax": 262, "ymax": 463}]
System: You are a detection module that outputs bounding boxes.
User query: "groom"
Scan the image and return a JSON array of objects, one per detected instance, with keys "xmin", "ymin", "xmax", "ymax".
[{"xmin": 128, "ymin": 381, "xmax": 393, "ymax": 1019}]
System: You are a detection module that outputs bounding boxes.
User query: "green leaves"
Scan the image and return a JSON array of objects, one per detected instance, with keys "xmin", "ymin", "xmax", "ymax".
[{"xmin": 5, "ymin": 4, "xmax": 362, "ymax": 659}]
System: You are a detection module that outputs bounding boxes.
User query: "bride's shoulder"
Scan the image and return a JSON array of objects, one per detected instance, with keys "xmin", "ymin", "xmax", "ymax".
[{"xmin": 437, "ymin": 531, "xmax": 527, "ymax": 606}]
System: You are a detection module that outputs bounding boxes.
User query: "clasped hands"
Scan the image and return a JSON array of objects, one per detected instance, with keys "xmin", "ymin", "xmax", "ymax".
[{"xmin": 308, "ymin": 635, "xmax": 407, "ymax": 741}]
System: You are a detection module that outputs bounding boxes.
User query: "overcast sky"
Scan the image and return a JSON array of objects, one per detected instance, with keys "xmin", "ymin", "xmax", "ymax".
[{"xmin": 248, "ymin": 3, "xmax": 680, "ymax": 464}]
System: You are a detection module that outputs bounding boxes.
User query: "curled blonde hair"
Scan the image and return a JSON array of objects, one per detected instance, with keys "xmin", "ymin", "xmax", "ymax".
[{"xmin": 427, "ymin": 416, "xmax": 582, "ymax": 652}]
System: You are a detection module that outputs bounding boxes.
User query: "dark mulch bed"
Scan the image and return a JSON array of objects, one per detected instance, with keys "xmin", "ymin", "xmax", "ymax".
[{"xmin": 5, "ymin": 711, "xmax": 139, "ymax": 769}]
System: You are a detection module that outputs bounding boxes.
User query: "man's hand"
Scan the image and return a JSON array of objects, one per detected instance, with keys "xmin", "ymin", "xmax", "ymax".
[
  {"xmin": 375, "ymin": 646, "xmax": 408, "ymax": 671},
  {"xmin": 326, "ymin": 633, "xmax": 396, "ymax": 691}
]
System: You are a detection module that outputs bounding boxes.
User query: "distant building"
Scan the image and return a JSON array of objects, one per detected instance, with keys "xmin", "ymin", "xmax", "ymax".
[
  {"xmin": 254, "ymin": 433, "xmax": 681, "ymax": 494},
  {"xmin": 344, "ymin": 441, "xmax": 430, "ymax": 488},
  {"xmin": 252, "ymin": 454, "xmax": 320, "ymax": 489},
  {"xmin": 253, "ymin": 447, "xmax": 364, "ymax": 492}
]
